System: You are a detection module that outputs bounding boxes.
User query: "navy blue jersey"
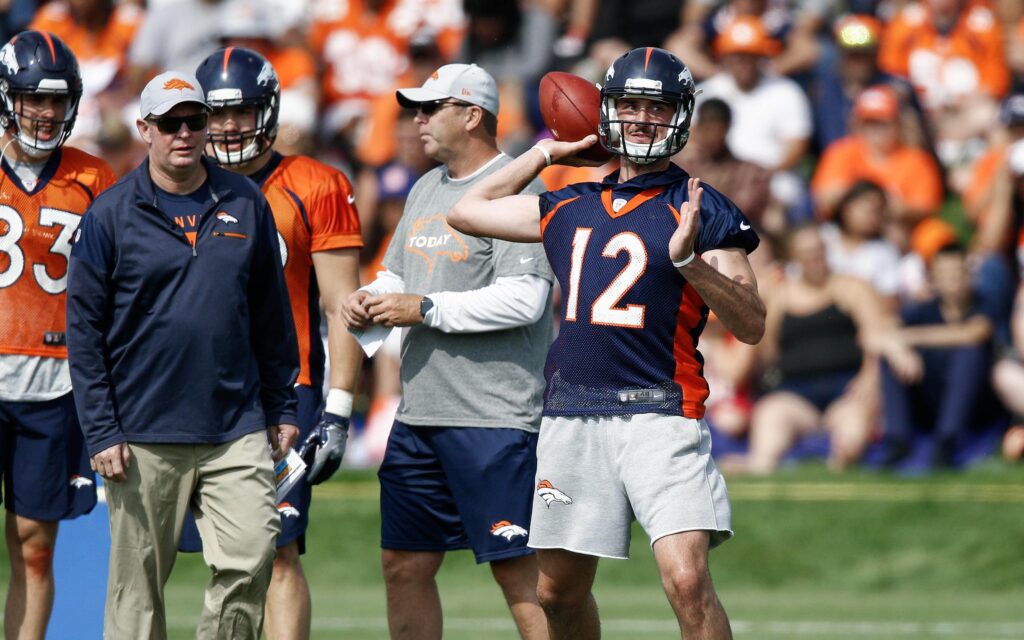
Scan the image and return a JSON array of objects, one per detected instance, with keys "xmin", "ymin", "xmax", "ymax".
[{"xmin": 539, "ymin": 163, "xmax": 758, "ymax": 418}]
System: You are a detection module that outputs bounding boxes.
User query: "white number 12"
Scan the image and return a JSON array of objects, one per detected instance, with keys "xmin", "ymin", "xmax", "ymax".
[{"xmin": 564, "ymin": 228, "xmax": 648, "ymax": 328}]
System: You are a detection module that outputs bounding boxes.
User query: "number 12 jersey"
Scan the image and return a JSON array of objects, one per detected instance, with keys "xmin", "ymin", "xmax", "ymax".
[{"xmin": 538, "ymin": 164, "xmax": 759, "ymax": 419}]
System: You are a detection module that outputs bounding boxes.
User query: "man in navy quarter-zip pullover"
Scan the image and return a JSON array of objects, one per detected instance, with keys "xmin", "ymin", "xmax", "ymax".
[{"xmin": 66, "ymin": 71, "xmax": 300, "ymax": 640}]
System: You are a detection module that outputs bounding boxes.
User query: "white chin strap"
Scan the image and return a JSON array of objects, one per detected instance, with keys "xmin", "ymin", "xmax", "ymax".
[
  {"xmin": 622, "ymin": 138, "xmax": 672, "ymax": 165},
  {"xmin": 213, "ymin": 137, "xmax": 261, "ymax": 165},
  {"xmin": 17, "ymin": 128, "xmax": 63, "ymax": 159}
]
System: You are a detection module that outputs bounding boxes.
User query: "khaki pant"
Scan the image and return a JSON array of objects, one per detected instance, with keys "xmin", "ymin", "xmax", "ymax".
[{"xmin": 103, "ymin": 430, "xmax": 280, "ymax": 640}]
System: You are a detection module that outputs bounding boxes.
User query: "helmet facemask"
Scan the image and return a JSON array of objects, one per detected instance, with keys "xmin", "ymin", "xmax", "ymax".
[
  {"xmin": 0, "ymin": 81, "xmax": 80, "ymax": 159},
  {"xmin": 600, "ymin": 91, "xmax": 694, "ymax": 165},
  {"xmin": 205, "ymin": 92, "xmax": 278, "ymax": 166}
]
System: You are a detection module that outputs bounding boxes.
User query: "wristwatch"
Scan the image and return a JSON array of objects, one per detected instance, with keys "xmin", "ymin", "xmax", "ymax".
[{"xmin": 419, "ymin": 296, "xmax": 434, "ymax": 320}]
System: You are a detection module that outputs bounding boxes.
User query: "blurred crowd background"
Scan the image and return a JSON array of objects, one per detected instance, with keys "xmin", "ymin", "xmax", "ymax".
[{"xmin": 7, "ymin": 0, "xmax": 1024, "ymax": 474}]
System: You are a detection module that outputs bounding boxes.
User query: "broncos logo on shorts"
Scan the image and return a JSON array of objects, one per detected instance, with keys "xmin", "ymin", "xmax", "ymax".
[
  {"xmin": 69, "ymin": 474, "xmax": 93, "ymax": 489},
  {"xmin": 536, "ymin": 480, "xmax": 573, "ymax": 507},
  {"xmin": 490, "ymin": 520, "xmax": 528, "ymax": 541},
  {"xmin": 277, "ymin": 502, "xmax": 301, "ymax": 518}
]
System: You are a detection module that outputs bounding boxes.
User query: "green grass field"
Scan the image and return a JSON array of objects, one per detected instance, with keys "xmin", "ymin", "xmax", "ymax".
[{"xmin": 6, "ymin": 461, "xmax": 1024, "ymax": 639}]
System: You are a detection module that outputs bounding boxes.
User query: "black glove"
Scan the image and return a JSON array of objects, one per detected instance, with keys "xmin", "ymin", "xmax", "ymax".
[{"xmin": 298, "ymin": 413, "xmax": 349, "ymax": 485}]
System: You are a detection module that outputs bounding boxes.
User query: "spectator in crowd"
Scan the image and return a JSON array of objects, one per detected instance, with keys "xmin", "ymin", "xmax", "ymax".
[
  {"xmin": 0, "ymin": 30, "xmax": 112, "ymax": 640},
  {"xmin": 67, "ymin": 71, "xmax": 299, "ymax": 639},
  {"xmin": 125, "ymin": 0, "xmax": 223, "ymax": 96},
  {"xmin": 216, "ymin": 0, "xmax": 319, "ymax": 156},
  {"xmin": 879, "ymin": 242, "xmax": 1008, "ymax": 468},
  {"xmin": 696, "ymin": 16, "xmax": 813, "ymax": 217},
  {"xmin": 354, "ymin": 33, "xmax": 445, "ymax": 174},
  {"xmin": 811, "ymin": 84, "xmax": 944, "ymax": 227},
  {"xmin": 811, "ymin": 12, "xmax": 931, "ymax": 153},
  {"xmin": 308, "ymin": 0, "xmax": 463, "ymax": 141},
  {"xmin": 0, "ymin": 0, "xmax": 35, "ymax": 44},
  {"xmin": 583, "ymin": 0, "xmax": 684, "ymax": 70},
  {"xmin": 963, "ymin": 93, "xmax": 1024, "ymax": 245},
  {"xmin": 676, "ymin": 97, "xmax": 778, "ymax": 233},
  {"xmin": 879, "ymin": 0, "xmax": 1009, "ymax": 183},
  {"xmin": 28, "ymin": 0, "xmax": 142, "ymax": 149},
  {"xmin": 668, "ymin": 0, "xmax": 821, "ymax": 81},
  {"xmin": 820, "ymin": 180, "xmax": 902, "ymax": 307},
  {"xmin": 994, "ymin": 283, "xmax": 1024, "ymax": 438},
  {"xmin": 730, "ymin": 223, "xmax": 892, "ymax": 474},
  {"xmin": 462, "ymin": 0, "xmax": 561, "ymax": 153},
  {"xmin": 343, "ymin": 63, "xmax": 552, "ymax": 640}
]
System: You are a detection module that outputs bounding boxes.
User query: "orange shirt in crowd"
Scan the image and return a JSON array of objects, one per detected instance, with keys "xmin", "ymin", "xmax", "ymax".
[
  {"xmin": 811, "ymin": 136, "xmax": 945, "ymax": 216},
  {"xmin": 878, "ymin": 0, "xmax": 1009, "ymax": 107},
  {"xmin": 309, "ymin": 0, "xmax": 462, "ymax": 115},
  {"xmin": 29, "ymin": 2, "xmax": 141, "ymax": 93},
  {"xmin": 962, "ymin": 143, "xmax": 1006, "ymax": 217},
  {"xmin": 264, "ymin": 46, "xmax": 316, "ymax": 91}
]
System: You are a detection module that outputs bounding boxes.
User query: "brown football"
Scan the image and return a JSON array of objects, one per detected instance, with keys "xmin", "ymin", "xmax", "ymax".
[{"xmin": 538, "ymin": 71, "xmax": 612, "ymax": 162}]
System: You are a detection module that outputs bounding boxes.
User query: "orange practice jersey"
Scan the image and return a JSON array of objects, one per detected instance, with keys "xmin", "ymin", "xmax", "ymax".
[
  {"xmin": 0, "ymin": 147, "xmax": 115, "ymax": 358},
  {"xmin": 257, "ymin": 154, "xmax": 362, "ymax": 387},
  {"xmin": 878, "ymin": 0, "xmax": 1008, "ymax": 107}
]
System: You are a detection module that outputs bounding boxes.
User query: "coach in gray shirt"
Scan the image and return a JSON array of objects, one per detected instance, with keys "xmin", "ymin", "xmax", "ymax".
[{"xmin": 343, "ymin": 64, "xmax": 553, "ymax": 640}]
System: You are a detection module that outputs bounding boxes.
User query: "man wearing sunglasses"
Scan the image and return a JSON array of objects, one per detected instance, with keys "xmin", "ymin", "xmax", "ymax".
[
  {"xmin": 67, "ymin": 70, "xmax": 301, "ymax": 640},
  {"xmin": 342, "ymin": 63, "xmax": 553, "ymax": 640}
]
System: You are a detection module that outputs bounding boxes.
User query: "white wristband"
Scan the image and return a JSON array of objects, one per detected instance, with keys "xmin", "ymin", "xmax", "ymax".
[
  {"xmin": 533, "ymin": 144, "xmax": 552, "ymax": 167},
  {"xmin": 672, "ymin": 252, "xmax": 696, "ymax": 268},
  {"xmin": 325, "ymin": 388, "xmax": 353, "ymax": 418}
]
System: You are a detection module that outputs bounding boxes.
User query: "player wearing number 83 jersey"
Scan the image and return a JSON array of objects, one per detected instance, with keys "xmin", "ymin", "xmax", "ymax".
[{"xmin": 0, "ymin": 29, "xmax": 113, "ymax": 640}]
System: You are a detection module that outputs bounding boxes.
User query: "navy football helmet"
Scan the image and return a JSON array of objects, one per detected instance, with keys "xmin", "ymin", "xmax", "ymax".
[
  {"xmin": 0, "ymin": 31, "xmax": 82, "ymax": 157},
  {"xmin": 195, "ymin": 47, "xmax": 280, "ymax": 165},
  {"xmin": 599, "ymin": 47, "xmax": 696, "ymax": 165}
]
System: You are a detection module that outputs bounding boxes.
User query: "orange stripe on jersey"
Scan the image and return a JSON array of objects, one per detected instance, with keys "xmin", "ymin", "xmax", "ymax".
[
  {"xmin": 262, "ymin": 154, "xmax": 362, "ymax": 386},
  {"xmin": 600, "ymin": 186, "xmax": 665, "ymax": 218},
  {"xmin": 666, "ymin": 203, "xmax": 681, "ymax": 223},
  {"xmin": 540, "ymin": 196, "xmax": 580, "ymax": 237},
  {"xmin": 673, "ymin": 282, "xmax": 709, "ymax": 419}
]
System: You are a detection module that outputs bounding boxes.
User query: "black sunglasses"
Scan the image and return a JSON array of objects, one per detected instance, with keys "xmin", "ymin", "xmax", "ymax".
[
  {"xmin": 416, "ymin": 100, "xmax": 470, "ymax": 116},
  {"xmin": 149, "ymin": 112, "xmax": 208, "ymax": 134}
]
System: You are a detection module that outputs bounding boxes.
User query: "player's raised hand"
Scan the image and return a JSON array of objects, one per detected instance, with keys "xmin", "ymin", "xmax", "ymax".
[
  {"xmin": 535, "ymin": 136, "xmax": 607, "ymax": 167},
  {"xmin": 669, "ymin": 177, "xmax": 702, "ymax": 268}
]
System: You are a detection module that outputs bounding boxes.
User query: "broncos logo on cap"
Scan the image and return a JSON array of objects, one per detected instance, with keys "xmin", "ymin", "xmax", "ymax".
[
  {"xmin": 163, "ymin": 78, "xmax": 195, "ymax": 91},
  {"xmin": 536, "ymin": 480, "xmax": 572, "ymax": 507},
  {"xmin": 69, "ymin": 474, "xmax": 94, "ymax": 489},
  {"xmin": 490, "ymin": 520, "xmax": 528, "ymax": 541},
  {"xmin": 277, "ymin": 502, "xmax": 300, "ymax": 518},
  {"xmin": 216, "ymin": 211, "xmax": 239, "ymax": 224}
]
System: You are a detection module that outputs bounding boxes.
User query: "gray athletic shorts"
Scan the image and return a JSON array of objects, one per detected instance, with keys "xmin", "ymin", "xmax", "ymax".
[{"xmin": 528, "ymin": 413, "xmax": 733, "ymax": 559}]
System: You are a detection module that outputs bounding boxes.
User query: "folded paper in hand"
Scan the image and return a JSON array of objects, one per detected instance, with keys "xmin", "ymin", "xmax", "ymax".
[{"xmin": 275, "ymin": 448, "xmax": 306, "ymax": 502}]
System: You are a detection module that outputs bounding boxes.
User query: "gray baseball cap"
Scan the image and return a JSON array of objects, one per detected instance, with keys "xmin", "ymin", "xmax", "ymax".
[
  {"xmin": 396, "ymin": 63, "xmax": 499, "ymax": 117},
  {"xmin": 140, "ymin": 71, "xmax": 209, "ymax": 119}
]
